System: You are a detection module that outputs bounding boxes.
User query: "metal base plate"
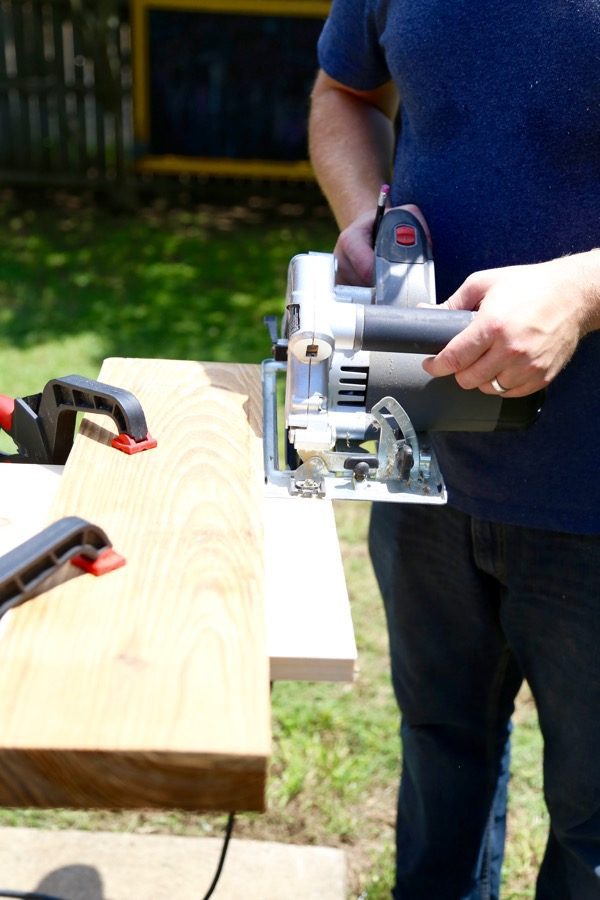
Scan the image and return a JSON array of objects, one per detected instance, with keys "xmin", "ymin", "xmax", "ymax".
[{"xmin": 262, "ymin": 360, "xmax": 447, "ymax": 505}]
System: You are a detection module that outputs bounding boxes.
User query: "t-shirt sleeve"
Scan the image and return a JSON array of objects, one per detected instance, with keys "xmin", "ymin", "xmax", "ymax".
[{"xmin": 317, "ymin": 0, "xmax": 390, "ymax": 90}]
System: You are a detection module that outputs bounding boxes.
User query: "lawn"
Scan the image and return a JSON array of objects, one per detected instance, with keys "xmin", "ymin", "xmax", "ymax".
[{"xmin": 0, "ymin": 186, "xmax": 547, "ymax": 898}]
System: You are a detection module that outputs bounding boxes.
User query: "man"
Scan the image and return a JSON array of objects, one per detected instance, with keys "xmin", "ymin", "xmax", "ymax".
[{"xmin": 308, "ymin": 2, "xmax": 600, "ymax": 898}]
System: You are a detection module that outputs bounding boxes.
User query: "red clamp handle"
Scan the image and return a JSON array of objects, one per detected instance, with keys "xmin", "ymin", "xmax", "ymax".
[{"xmin": 0, "ymin": 395, "xmax": 15, "ymax": 432}]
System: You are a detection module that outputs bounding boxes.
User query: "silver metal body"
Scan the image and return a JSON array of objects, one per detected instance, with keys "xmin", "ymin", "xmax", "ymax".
[{"xmin": 263, "ymin": 227, "xmax": 448, "ymax": 502}]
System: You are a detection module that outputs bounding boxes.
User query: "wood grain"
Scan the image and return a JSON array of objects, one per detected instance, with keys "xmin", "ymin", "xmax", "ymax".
[{"xmin": 0, "ymin": 359, "xmax": 270, "ymax": 811}]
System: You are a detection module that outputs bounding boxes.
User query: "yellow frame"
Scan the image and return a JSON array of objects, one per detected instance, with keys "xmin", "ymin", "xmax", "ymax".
[{"xmin": 130, "ymin": 0, "xmax": 330, "ymax": 179}]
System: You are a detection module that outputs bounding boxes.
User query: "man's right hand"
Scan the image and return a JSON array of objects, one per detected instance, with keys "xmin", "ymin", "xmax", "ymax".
[
  {"xmin": 334, "ymin": 210, "xmax": 378, "ymax": 286},
  {"xmin": 334, "ymin": 204, "xmax": 432, "ymax": 287}
]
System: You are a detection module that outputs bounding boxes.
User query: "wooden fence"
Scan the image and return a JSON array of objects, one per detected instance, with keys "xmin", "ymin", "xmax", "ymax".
[
  {"xmin": 0, "ymin": 0, "xmax": 325, "ymax": 188},
  {"xmin": 0, "ymin": 0, "xmax": 132, "ymax": 186}
]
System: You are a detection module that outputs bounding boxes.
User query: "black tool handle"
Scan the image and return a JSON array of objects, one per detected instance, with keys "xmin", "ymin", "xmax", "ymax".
[
  {"xmin": 0, "ymin": 516, "xmax": 117, "ymax": 618},
  {"xmin": 361, "ymin": 305, "xmax": 475, "ymax": 355},
  {"xmin": 34, "ymin": 375, "xmax": 152, "ymax": 464}
]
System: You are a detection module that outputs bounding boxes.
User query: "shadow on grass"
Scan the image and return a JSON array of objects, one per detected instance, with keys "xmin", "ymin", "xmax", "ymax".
[{"xmin": 0, "ymin": 188, "xmax": 338, "ymax": 369}]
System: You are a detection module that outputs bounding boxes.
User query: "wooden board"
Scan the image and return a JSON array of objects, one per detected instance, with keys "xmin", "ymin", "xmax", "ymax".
[
  {"xmin": 265, "ymin": 498, "xmax": 356, "ymax": 682},
  {"xmin": 0, "ymin": 359, "xmax": 270, "ymax": 811},
  {"xmin": 0, "ymin": 472, "xmax": 356, "ymax": 684}
]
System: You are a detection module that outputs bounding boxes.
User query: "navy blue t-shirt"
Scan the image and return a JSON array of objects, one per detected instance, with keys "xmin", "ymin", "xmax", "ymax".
[{"xmin": 318, "ymin": 0, "xmax": 600, "ymax": 533}]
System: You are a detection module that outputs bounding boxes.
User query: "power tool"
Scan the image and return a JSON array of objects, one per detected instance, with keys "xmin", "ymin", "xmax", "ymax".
[{"xmin": 262, "ymin": 208, "xmax": 543, "ymax": 503}]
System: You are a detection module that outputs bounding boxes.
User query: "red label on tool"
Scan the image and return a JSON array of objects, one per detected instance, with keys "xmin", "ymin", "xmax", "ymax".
[{"xmin": 395, "ymin": 225, "xmax": 417, "ymax": 246}]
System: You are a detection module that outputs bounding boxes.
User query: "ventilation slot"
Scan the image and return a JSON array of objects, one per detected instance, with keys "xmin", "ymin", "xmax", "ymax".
[{"xmin": 336, "ymin": 366, "xmax": 368, "ymax": 407}]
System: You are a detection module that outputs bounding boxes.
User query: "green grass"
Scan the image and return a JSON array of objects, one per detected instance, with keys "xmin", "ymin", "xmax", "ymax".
[
  {"xmin": 0, "ymin": 188, "xmax": 546, "ymax": 897},
  {"xmin": 0, "ymin": 190, "xmax": 337, "ymax": 389}
]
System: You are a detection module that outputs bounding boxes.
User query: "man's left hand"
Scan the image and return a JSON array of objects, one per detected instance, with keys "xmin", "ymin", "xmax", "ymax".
[{"xmin": 422, "ymin": 253, "xmax": 600, "ymax": 397}]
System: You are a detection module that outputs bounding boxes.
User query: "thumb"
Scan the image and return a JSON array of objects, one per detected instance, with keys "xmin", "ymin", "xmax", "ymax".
[{"xmin": 442, "ymin": 271, "xmax": 496, "ymax": 311}]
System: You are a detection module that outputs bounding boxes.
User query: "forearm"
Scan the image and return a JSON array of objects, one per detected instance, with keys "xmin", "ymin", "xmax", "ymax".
[{"xmin": 309, "ymin": 71, "xmax": 397, "ymax": 228}]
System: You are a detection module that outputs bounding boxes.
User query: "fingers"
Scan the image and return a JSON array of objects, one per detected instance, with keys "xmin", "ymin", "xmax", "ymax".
[
  {"xmin": 421, "ymin": 314, "xmax": 547, "ymax": 397},
  {"xmin": 334, "ymin": 243, "xmax": 374, "ymax": 285},
  {"xmin": 334, "ymin": 211, "xmax": 377, "ymax": 285},
  {"xmin": 335, "ymin": 204, "xmax": 433, "ymax": 286},
  {"xmin": 478, "ymin": 376, "xmax": 540, "ymax": 398},
  {"xmin": 422, "ymin": 314, "xmax": 498, "ymax": 380},
  {"xmin": 424, "ymin": 266, "xmax": 559, "ymax": 397}
]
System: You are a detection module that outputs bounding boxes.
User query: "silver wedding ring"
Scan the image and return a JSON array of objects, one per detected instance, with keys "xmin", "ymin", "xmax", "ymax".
[{"xmin": 491, "ymin": 377, "xmax": 508, "ymax": 394}]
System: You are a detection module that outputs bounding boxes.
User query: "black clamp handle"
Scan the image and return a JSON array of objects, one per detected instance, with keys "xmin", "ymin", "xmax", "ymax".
[
  {"xmin": 0, "ymin": 374, "xmax": 157, "ymax": 464},
  {"xmin": 0, "ymin": 516, "xmax": 125, "ymax": 619}
]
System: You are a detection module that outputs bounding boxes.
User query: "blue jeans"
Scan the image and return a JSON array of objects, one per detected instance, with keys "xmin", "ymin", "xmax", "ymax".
[{"xmin": 368, "ymin": 502, "xmax": 600, "ymax": 900}]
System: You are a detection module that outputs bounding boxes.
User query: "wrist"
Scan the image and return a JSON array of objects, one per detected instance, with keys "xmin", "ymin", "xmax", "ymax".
[
  {"xmin": 544, "ymin": 250, "xmax": 600, "ymax": 339},
  {"xmin": 333, "ymin": 185, "xmax": 388, "ymax": 231},
  {"xmin": 563, "ymin": 249, "xmax": 600, "ymax": 337}
]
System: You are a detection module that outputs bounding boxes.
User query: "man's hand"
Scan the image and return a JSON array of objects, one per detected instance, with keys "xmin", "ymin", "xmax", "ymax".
[
  {"xmin": 334, "ymin": 210, "xmax": 378, "ymax": 285},
  {"xmin": 422, "ymin": 253, "xmax": 600, "ymax": 397},
  {"xmin": 334, "ymin": 203, "xmax": 432, "ymax": 286}
]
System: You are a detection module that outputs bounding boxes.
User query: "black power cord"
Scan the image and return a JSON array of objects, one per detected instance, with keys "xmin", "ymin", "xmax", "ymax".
[
  {"xmin": 0, "ymin": 811, "xmax": 236, "ymax": 900},
  {"xmin": 201, "ymin": 812, "xmax": 236, "ymax": 900}
]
